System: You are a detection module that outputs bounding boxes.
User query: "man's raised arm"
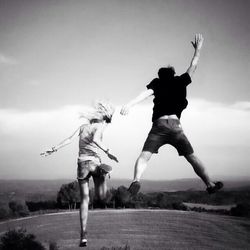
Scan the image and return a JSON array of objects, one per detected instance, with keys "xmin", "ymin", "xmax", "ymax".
[{"xmin": 186, "ymin": 34, "xmax": 204, "ymax": 78}]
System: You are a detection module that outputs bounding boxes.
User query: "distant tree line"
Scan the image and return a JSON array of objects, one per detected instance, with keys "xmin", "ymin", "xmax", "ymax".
[
  {"xmin": 0, "ymin": 200, "xmax": 29, "ymax": 220},
  {"xmin": 0, "ymin": 180, "xmax": 250, "ymax": 221}
]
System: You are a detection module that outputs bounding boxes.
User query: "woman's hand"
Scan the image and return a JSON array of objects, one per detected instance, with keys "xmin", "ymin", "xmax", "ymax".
[
  {"xmin": 107, "ymin": 152, "xmax": 119, "ymax": 163},
  {"xmin": 40, "ymin": 147, "xmax": 57, "ymax": 157}
]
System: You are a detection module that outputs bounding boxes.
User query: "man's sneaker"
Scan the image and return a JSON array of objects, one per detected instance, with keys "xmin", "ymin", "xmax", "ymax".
[
  {"xmin": 128, "ymin": 181, "xmax": 141, "ymax": 196},
  {"xmin": 206, "ymin": 181, "xmax": 223, "ymax": 194},
  {"xmin": 79, "ymin": 231, "xmax": 87, "ymax": 247}
]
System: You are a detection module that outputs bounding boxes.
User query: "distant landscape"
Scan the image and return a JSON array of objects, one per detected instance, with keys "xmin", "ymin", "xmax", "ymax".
[
  {"xmin": 1, "ymin": 176, "xmax": 250, "ymax": 200},
  {"xmin": 0, "ymin": 177, "xmax": 250, "ymax": 222},
  {"xmin": 0, "ymin": 177, "xmax": 250, "ymax": 249}
]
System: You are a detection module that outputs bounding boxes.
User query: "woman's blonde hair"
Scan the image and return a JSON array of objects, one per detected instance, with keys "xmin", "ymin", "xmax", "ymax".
[{"xmin": 79, "ymin": 100, "xmax": 115, "ymax": 123}]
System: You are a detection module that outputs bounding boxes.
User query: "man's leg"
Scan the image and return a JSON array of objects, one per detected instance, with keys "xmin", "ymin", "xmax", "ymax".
[
  {"xmin": 184, "ymin": 153, "xmax": 223, "ymax": 193},
  {"xmin": 128, "ymin": 151, "xmax": 152, "ymax": 195},
  {"xmin": 133, "ymin": 151, "xmax": 153, "ymax": 182},
  {"xmin": 184, "ymin": 153, "xmax": 213, "ymax": 187},
  {"xmin": 78, "ymin": 179, "xmax": 89, "ymax": 247}
]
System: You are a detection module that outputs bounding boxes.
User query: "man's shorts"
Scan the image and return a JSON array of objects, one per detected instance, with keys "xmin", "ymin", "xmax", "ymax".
[{"xmin": 142, "ymin": 118, "xmax": 194, "ymax": 156}]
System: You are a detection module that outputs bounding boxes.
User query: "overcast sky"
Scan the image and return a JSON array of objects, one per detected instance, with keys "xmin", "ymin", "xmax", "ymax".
[{"xmin": 0, "ymin": 0, "xmax": 250, "ymax": 181}]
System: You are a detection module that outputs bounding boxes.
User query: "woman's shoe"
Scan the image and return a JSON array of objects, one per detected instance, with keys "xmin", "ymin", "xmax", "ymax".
[{"xmin": 79, "ymin": 231, "xmax": 87, "ymax": 247}]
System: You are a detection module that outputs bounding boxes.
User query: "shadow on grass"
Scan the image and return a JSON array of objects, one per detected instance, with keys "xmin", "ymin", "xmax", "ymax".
[
  {"xmin": 100, "ymin": 244, "xmax": 130, "ymax": 250},
  {"xmin": 240, "ymin": 223, "xmax": 250, "ymax": 233}
]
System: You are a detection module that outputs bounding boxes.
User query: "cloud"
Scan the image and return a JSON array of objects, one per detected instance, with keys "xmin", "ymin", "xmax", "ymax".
[
  {"xmin": 0, "ymin": 53, "xmax": 18, "ymax": 65},
  {"xmin": 0, "ymin": 105, "xmax": 88, "ymax": 135},
  {"xmin": 231, "ymin": 101, "xmax": 250, "ymax": 111},
  {"xmin": 182, "ymin": 99, "xmax": 250, "ymax": 146},
  {"xmin": 0, "ymin": 99, "xmax": 250, "ymax": 146}
]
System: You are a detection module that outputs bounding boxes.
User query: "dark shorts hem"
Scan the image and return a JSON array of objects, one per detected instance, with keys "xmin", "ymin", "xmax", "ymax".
[{"xmin": 142, "ymin": 119, "xmax": 194, "ymax": 156}]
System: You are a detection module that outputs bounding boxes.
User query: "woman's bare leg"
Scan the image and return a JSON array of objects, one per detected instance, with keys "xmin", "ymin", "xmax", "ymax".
[
  {"xmin": 93, "ymin": 174, "xmax": 107, "ymax": 207},
  {"xmin": 78, "ymin": 179, "xmax": 89, "ymax": 244}
]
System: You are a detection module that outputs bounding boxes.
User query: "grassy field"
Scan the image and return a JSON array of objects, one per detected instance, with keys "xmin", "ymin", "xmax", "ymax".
[{"xmin": 0, "ymin": 209, "xmax": 250, "ymax": 250}]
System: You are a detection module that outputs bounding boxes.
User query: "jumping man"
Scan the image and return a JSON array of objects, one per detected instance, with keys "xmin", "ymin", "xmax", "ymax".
[{"xmin": 120, "ymin": 34, "xmax": 223, "ymax": 196}]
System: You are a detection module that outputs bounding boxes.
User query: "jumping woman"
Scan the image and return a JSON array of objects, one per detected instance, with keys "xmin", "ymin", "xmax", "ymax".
[{"xmin": 41, "ymin": 101, "xmax": 118, "ymax": 247}]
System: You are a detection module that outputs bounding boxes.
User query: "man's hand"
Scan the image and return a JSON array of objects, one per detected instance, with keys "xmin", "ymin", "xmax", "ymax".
[
  {"xmin": 120, "ymin": 105, "xmax": 130, "ymax": 115},
  {"xmin": 187, "ymin": 34, "xmax": 203, "ymax": 78},
  {"xmin": 40, "ymin": 147, "xmax": 57, "ymax": 157},
  {"xmin": 107, "ymin": 152, "xmax": 119, "ymax": 163},
  {"xmin": 191, "ymin": 34, "xmax": 204, "ymax": 50}
]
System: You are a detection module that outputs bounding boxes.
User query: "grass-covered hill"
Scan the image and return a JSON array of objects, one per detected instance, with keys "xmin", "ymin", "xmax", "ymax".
[{"xmin": 0, "ymin": 209, "xmax": 249, "ymax": 250}]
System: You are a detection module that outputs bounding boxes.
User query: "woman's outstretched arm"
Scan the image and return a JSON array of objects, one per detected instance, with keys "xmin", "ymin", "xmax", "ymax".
[{"xmin": 41, "ymin": 127, "xmax": 80, "ymax": 156}]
